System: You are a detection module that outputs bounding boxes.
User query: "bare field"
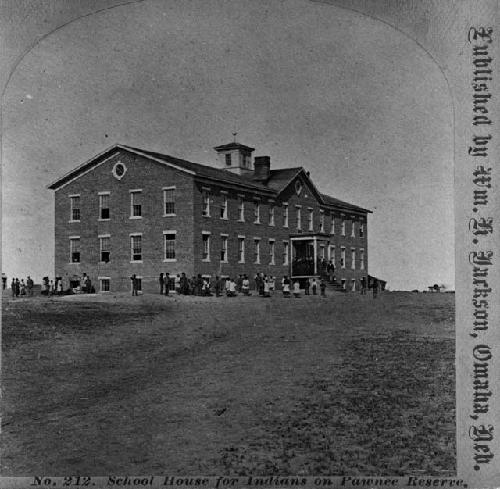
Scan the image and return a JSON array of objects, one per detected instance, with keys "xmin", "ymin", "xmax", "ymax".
[{"xmin": 1, "ymin": 291, "xmax": 455, "ymax": 475}]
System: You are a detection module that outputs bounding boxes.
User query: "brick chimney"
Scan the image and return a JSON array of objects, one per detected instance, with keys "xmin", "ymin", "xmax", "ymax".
[{"xmin": 254, "ymin": 156, "xmax": 270, "ymax": 181}]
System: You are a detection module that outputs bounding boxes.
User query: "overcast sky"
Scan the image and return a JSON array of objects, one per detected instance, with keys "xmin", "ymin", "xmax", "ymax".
[{"xmin": 1, "ymin": 0, "xmax": 454, "ymax": 290}]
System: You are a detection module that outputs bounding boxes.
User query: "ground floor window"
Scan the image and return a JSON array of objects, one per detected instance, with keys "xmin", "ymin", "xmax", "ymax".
[
  {"xmin": 99, "ymin": 235, "xmax": 110, "ymax": 263},
  {"xmin": 202, "ymin": 232, "xmax": 210, "ymax": 261},
  {"xmin": 341, "ymin": 278, "xmax": 346, "ymax": 290},
  {"xmin": 70, "ymin": 237, "xmax": 80, "ymax": 263},
  {"xmin": 351, "ymin": 278, "xmax": 356, "ymax": 291},
  {"xmin": 99, "ymin": 277, "xmax": 110, "ymax": 292}
]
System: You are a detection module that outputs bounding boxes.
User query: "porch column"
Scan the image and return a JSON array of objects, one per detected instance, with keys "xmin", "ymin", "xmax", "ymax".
[{"xmin": 313, "ymin": 237, "xmax": 317, "ymax": 275}]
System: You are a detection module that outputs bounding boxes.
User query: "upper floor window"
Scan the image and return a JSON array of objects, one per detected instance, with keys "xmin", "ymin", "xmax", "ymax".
[
  {"xmin": 296, "ymin": 206, "xmax": 302, "ymax": 231},
  {"xmin": 69, "ymin": 237, "xmax": 80, "ymax": 263},
  {"xmin": 99, "ymin": 235, "xmax": 110, "ymax": 263},
  {"xmin": 225, "ymin": 154, "xmax": 232, "ymax": 166},
  {"xmin": 70, "ymin": 195, "xmax": 80, "ymax": 222},
  {"xmin": 351, "ymin": 220, "xmax": 356, "ymax": 237},
  {"xmin": 99, "ymin": 192, "xmax": 110, "ymax": 220},
  {"xmin": 319, "ymin": 211, "xmax": 324, "ymax": 233},
  {"xmin": 238, "ymin": 197, "xmax": 245, "ymax": 221},
  {"xmin": 269, "ymin": 205, "xmax": 275, "ymax": 226},
  {"xmin": 341, "ymin": 247, "xmax": 346, "ymax": 269},
  {"xmin": 359, "ymin": 223, "xmax": 365, "ymax": 238},
  {"xmin": 163, "ymin": 187, "xmax": 176, "ymax": 216},
  {"xmin": 220, "ymin": 194, "xmax": 228, "ymax": 219},
  {"xmin": 308, "ymin": 209, "xmax": 314, "ymax": 231},
  {"xmin": 341, "ymin": 218, "xmax": 346, "ymax": 236},
  {"xmin": 360, "ymin": 249, "xmax": 365, "ymax": 270},
  {"xmin": 202, "ymin": 190, "xmax": 211, "ymax": 217},
  {"xmin": 283, "ymin": 204, "xmax": 289, "ymax": 228},
  {"xmin": 254, "ymin": 201, "xmax": 260, "ymax": 224},
  {"xmin": 330, "ymin": 215, "xmax": 335, "ymax": 235},
  {"xmin": 130, "ymin": 190, "xmax": 142, "ymax": 218},
  {"xmin": 351, "ymin": 248, "xmax": 356, "ymax": 269},
  {"xmin": 130, "ymin": 234, "xmax": 142, "ymax": 261},
  {"xmin": 163, "ymin": 231, "xmax": 176, "ymax": 261}
]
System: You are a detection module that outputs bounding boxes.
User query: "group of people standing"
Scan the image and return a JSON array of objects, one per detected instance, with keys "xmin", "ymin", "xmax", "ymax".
[{"xmin": 9, "ymin": 277, "xmax": 34, "ymax": 297}]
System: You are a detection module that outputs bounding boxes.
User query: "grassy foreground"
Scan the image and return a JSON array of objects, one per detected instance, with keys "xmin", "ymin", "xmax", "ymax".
[{"xmin": 1, "ymin": 291, "xmax": 455, "ymax": 475}]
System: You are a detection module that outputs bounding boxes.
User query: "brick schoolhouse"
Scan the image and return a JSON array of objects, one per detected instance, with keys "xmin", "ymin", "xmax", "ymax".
[{"xmin": 48, "ymin": 141, "xmax": 371, "ymax": 293}]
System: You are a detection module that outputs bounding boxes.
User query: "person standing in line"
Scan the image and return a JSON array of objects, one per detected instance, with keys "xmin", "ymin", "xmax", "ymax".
[
  {"xmin": 311, "ymin": 278, "xmax": 318, "ymax": 295},
  {"xmin": 175, "ymin": 274, "xmax": 181, "ymax": 294},
  {"xmin": 263, "ymin": 277, "xmax": 271, "ymax": 297},
  {"xmin": 15, "ymin": 278, "xmax": 20, "ymax": 297},
  {"xmin": 372, "ymin": 278, "xmax": 378, "ymax": 299},
  {"xmin": 20, "ymin": 279, "xmax": 26, "ymax": 296},
  {"xmin": 242, "ymin": 275, "xmax": 250, "ymax": 295},
  {"xmin": 58, "ymin": 278, "xmax": 63, "ymax": 295},
  {"xmin": 131, "ymin": 274, "xmax": 138, "ymax": 296},
  {"xmin": 320, "ymin": 278, "xmax": 327, "ymax": 297},
  {"xmin": 27, "ymin": 276, "xmax": 34, "ymax": 296},
  {"xmin": 304, "ymin": 278, "xmax": 310, "ymax": 295},
  {"xmin": 292, "ymin": 280, "xmax": 301, "ymax": 298},
  {"xmin": 282, "ymin": 276, "xmax": 291, "ymax": 298},
  {"xmin": 327, "ymin": 260, "xmax": 335, "ymax": 283},
  {"xmin": 164, "ymin": 273, "xmax": 170, "ymax": 296},
  {"xmin": 159, "ymin": 273, "xmax": 164, "ymax": 295},
  {"xmin": 227, "ymin": 278, "xmax": 237, "ymax": 297},
  {"xmin": 11, "ymin": 278, "xmax": 15, "ymax": 298}
]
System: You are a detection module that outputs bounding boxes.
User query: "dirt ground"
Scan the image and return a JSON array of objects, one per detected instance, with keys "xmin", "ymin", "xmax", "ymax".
[{"xmin": 1, "ymin": 290, "xmax": 455, "ymax": 475}]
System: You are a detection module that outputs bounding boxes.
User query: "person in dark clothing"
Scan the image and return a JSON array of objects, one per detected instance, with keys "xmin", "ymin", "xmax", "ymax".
[
  {"xmin": 304, "ymin": 278, "xmax": 310, "ymax": 295},
  {"xmin": 164, "ymin": 273, "xmax": 170, "ymax": 296},
  {"xmin": 372, "ymin": 278, "xmax": 379, "ymax": 299},
  {"xmin": 159, "ymin": 273, "xmax": 164, "ymax": 294},
  {"xmin": 131, "ymin": 274, "xmax": 138, "ymax": 296},
  {"xmin": 320, "ymin": 278, "xmax": 326, "ymax": 297},
  {"xmin": 15, "ymin": 278, "xmax": 20, "ymax": 297},
  {"xmin": 180, "ymin": 273, "xmax": 189, "ymax": 295},
  {"xmin": 327, "ymin": 260, "xmax": 335, "ymax": 283}
]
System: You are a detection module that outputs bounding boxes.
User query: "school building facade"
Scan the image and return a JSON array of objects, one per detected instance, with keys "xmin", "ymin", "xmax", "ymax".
[{"xmin": 49, "ymin": 141, "xmax": 371, "ymax": 293}]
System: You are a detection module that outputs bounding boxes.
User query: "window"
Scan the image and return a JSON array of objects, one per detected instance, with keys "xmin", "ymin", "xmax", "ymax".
[
  {"xmin": 238, "ymin": 197, "xmax": 245, "ymax": 221},
  {"xmin": 254, "ymin": 201, "xmax": 260, "ymax": 223},
  {"xmin": 341, "ymin": 247, "xmax": 346, "ymax": 269},
  {"xmin": 341, "ymin": 217, "xmax": 346, "ymax": 236},
  {"xmin": 360, "ymin": 249, "xmax": 365, "ymax": 270},
  {"xmin": 238, "ymin": 236, "xmax": 245, "ymax": 263},
  {"xmin": 69, "ymin": 237, "xmax": 80, "ymax": 263},
  {"xmin": 319, "ymin": 210, "xmax": 324, "ymax": 233},
  {"xmin": 320, "ymin": 245, "xmax": 326, "ymax": 260},
  {"xmin": 308, "ymin": 209, "xmax": 314, "ymax": 231},
  {"xmin": 341, "ymin": 278, "xmax": 346, "ymax": 290},
  {"xmin": 220, "ymin": 235, "xmax": 228, "ymax": 262},
  {"xmin": 351, "ymin": 279, "xmax": 356, "ymax": 291},
  {"xmin": 351, "ymin": 248, "xmax": 356, "ymax": 269},
  {"xmin": 351, "ymin": 220, "xmax": 356, "ymax": 237},
  {"xmin": 99, "ymin": 235, "xmax": 110, "ymax": 263},
  {"xmin": 202, "ymin": 190, "xmax": 211, "ymax": 217},
  {"xmin": 130, "ymin": 190, "xmax": 142, "ymax": 218},
  {"xmin": 296, "ymin": 206, "xmax": 302, "ymax": 230},
  {"xmin": 163, "ymin": 187, "xmax": 176, "ymax": 216},
  {"xmin": 130, "ymin": 234, "xmax": 142, "ymax": 261},
  {"xmin": 283, "ymin": 204, "xmax": 289, "ymax": 227},
  {"xmin": 359, "ymin": 223, "xmax": 365, "ymax": 238},
  {"xmin": 99, "ymin": 193, "xmax": 110, "ymax": 220},
  {"xmin": 99, "ymin": 277, "xmax": 110, "ymax": 293},
  {"xmin": 269, "ymin": 205, "xmax": 275, "ymax": 226},
  {"xmin": 70, "ymin": 195, "xmax": 80, "ymax": 221},
  {"xmin": 225, "ymin": 153, "xmax": 232, "ymax": 166},
  {"xmin": 163, "ymin": 231, "xmax": 176, "ymax": 261},
  {"xmin": 269, "ymin": 239, "xmax": 275, "ymax": 265},
  {"xmin": 220, "ymin": 194, "xmax": 228, "ymax": 219},
  {"xmin": 283, "ymin": 241, "xmax": 289, "ymax": 265},
  {"xmin": 202, "ymin": 232, "xmax": 210, "ymax": 261},
  {"xmin": 331, "ymin": 214, "xmax": 335, "ymax": 235},
  {"xmin": 254, "ymin": 238, "xmax": 261, "ymax": 264}
]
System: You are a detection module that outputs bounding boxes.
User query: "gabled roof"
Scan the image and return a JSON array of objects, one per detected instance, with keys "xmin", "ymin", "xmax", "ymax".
[
  {"xmin": 321, "ymin": 193, "xmax": 372, "ymax": 214},
  {"xmin": 48, "ymin": 143, "xmax": 371, "ymax": 214}
]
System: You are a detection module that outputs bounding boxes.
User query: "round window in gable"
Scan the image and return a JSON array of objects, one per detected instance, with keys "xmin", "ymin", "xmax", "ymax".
[
  {"xmin": 112, "ymin": 161, "xmax": 127, "ymax": 180},
  {"xmin": 295, "ymin": 180, "xmax": 303, "ymax": 196}
]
